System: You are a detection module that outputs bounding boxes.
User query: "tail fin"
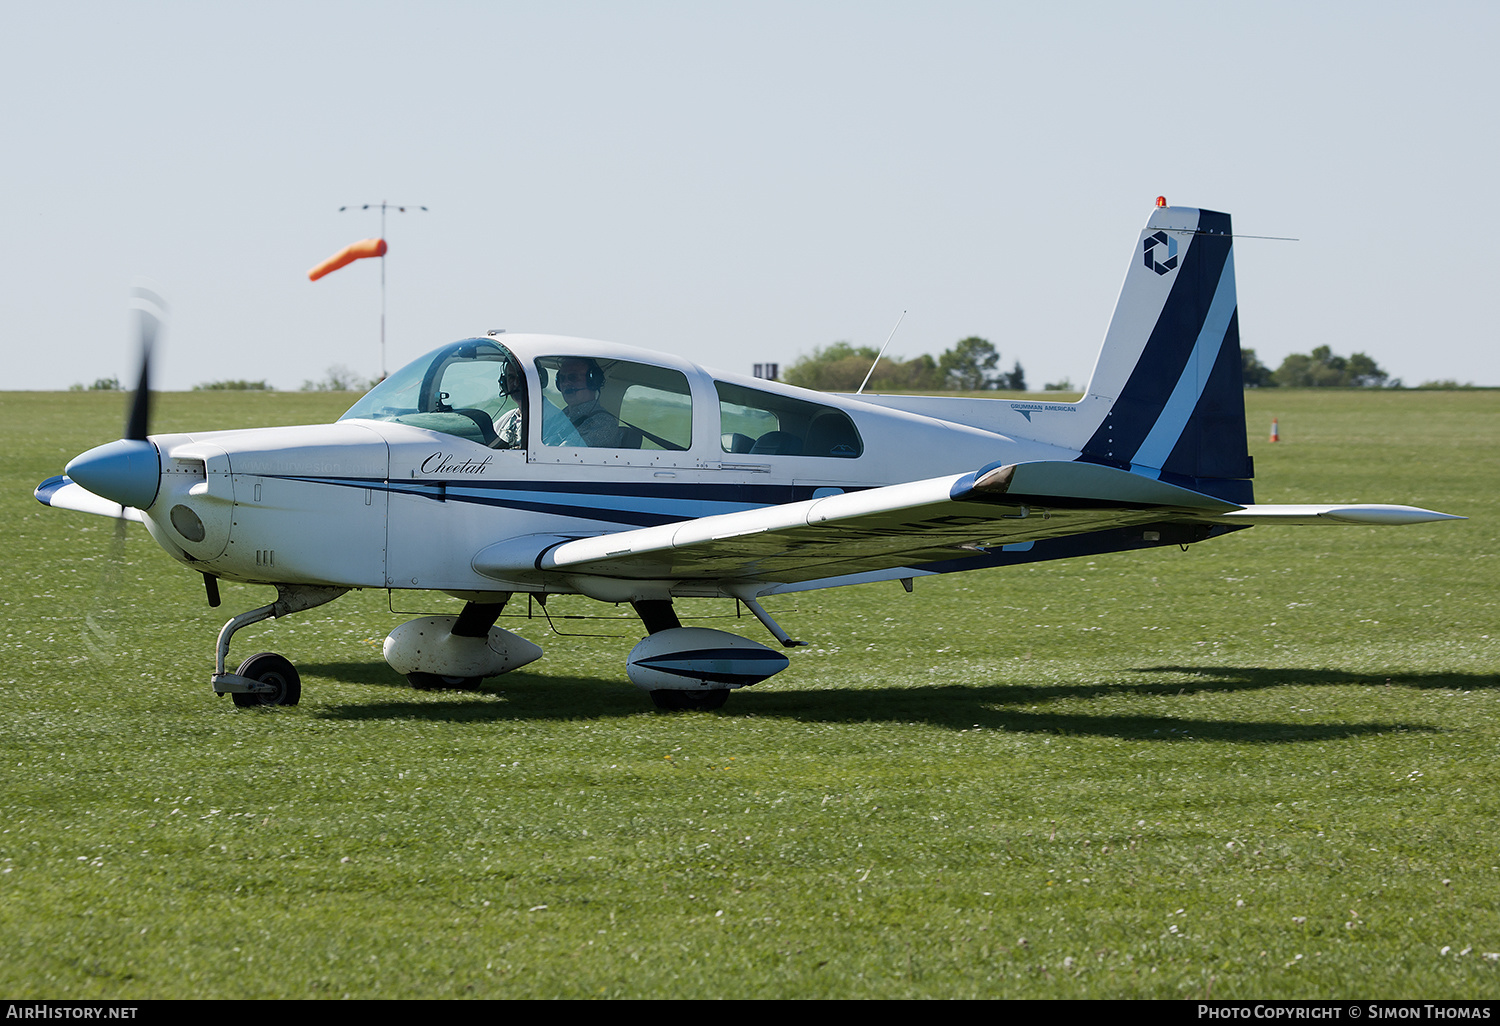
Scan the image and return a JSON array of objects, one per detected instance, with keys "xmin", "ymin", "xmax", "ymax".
[{"xmin": 1078, "ymin": 203, "xmax": 1253, "ymax": 503}]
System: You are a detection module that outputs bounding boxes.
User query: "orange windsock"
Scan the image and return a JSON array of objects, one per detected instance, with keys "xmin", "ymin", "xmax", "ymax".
[{"xmin": 308, "ymin": 237, "xmax": 388, "ymax": 281}]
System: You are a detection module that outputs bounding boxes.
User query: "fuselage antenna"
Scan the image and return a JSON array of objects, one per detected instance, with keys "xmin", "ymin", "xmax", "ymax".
[{"xmin": 856, "ymin": 309, "xmax": 908, "ymax": 395}]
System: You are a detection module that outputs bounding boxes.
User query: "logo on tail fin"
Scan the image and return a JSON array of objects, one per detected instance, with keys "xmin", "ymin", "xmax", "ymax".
[{"xmin": 1142, "ymin": 231, "xmax": 1179, "ymax": 275}]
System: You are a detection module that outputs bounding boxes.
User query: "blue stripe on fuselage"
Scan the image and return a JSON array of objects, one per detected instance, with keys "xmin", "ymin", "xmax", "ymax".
[{"xmin": 263, "ymin": 475, "xmax": 845, "ymax": 528}]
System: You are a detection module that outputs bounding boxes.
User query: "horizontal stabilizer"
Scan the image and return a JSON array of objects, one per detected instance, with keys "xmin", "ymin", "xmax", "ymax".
[
  {"xmin": 952, "ymin": 460, "xmax": 1241, "ymax": 512},
  {"xmin": 1217, "ymin": 504, "xmax": 1463, "ymax": 526}
]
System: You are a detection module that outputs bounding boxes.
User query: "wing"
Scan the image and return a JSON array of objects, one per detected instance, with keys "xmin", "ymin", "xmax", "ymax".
[
  {"xmin": 474, "ymin": 460, "xmax": 1462, "ymax": 591},
  {"xmin": 461, "ymin": 462, "xmax": 1214, "ymax": 586},
  {"xmin": 35, "ymin": 475, "xmax": 145, "ymax": 522}
]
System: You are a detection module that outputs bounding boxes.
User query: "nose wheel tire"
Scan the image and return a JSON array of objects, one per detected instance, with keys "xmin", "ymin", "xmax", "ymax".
[{"xmin": 230, "ymin": 653, "xmax": 302, "ymax": 707}]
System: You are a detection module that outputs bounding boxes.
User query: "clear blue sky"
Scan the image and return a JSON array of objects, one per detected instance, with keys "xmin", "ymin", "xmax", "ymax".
[{"xmin": 3, "ymin": 0, "xmax": 1496, "ymax": 391}]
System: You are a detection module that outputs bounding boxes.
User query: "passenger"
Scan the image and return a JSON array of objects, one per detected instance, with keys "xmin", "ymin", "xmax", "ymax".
[
  {"xmin": 492, "ymin": 361, "xmax": 526, "ymax": 449},
  {"xmin": 552, "ymin": 357, "xmax": 622, "ymax": 447}
]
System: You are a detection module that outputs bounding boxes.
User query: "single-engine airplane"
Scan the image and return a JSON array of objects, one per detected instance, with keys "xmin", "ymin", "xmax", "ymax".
[{"xmin": 37, "ymin": 201, "xmax": 1462, "ymax": 711}]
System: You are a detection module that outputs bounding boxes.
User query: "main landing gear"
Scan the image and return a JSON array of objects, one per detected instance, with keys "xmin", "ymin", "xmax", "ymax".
[
  {"xmin": 628, "ymin": 599, "xmax": 794, "ymax": 712},
  {"xmin": 402, "ymin": 600, "xmax": 505, "ymax": 690},
  {"xmin": 382, "ymin": 595, "xmax": 542, "ymax": 688}
]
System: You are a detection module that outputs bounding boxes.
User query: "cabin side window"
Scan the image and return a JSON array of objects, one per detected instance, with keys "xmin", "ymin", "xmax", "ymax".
[
  {"xmin": 535, "ymin": 356, "xmax": 692, "ymax": 450},
  {"xmin": 714, "ymin": 381, "xmax": 863, "ymax": 458}
]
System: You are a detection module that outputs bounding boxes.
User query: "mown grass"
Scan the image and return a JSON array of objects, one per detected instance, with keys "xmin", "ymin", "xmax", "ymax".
[{"xmin": 0, "ymin": 388, "xmax": 1496, "ymax": 998}]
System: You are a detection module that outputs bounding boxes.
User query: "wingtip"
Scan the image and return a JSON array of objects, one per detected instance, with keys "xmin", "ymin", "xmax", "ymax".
[
  {"xmin": 1223, "ymin": 504, "xmax": 1465, "ymax": 526},
  {"xmin": 1319, "ymin": 505, "xmax": 1465, "ymax": 526},
  {"xmin": 34, "ymin": 474, "xmax": 69, "ymax": 506}
]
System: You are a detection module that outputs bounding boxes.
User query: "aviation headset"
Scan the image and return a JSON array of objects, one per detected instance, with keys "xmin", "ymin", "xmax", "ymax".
[
  {"xmin": 497, "ymin": 359, "xmax": 524, "ymax": 397},
  {"xmin": 540, "ymin": 357, "xmax": 606, "ymax": 393}
]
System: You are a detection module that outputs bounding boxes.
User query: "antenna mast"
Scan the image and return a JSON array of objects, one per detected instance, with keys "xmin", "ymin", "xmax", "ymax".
[{"xmin": 856, "ymin": 310, "xmax": 908, "ymax": 395}]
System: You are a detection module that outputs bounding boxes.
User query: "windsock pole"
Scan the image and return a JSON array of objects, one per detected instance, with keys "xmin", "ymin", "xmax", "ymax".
[
  {"xmin": 337, "ymin": 200, "xmax": 428, "ymax": 379},
  {"xmin": 379, "ymin": 238, "xmax": 386, "ymax": 380}
]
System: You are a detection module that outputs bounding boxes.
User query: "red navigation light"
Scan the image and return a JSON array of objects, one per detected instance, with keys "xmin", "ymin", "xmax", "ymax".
[{"xmin": 1156, "ymin": 196, "xmax": 1167, "ymax": 208}]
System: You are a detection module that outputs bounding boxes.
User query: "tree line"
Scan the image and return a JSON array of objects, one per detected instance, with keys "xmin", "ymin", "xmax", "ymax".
[
  {"xmin": 66, "ymin": 345, "xmax": 1474, "ymax": 396},
  {"xmin": 1238, "ymin": 346, "xmax": 1483, "ymax": 388},
  {"xmin": 69, "ymin": 366, "xmax": 373, "ymax": 393},
  {"xmin": 787, "ymin": 339, "xmax": 1474, "ymax": 393},
  {"xmin": 783, "ymin": 337, "xmax": 1047, "ymax": 393},
  {"xmin": 1242, "ymin": 346, "xmax": 1397, "ymax": 388}
]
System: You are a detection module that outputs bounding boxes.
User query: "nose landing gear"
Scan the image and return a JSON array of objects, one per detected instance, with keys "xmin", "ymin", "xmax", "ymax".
[{"xmin": 210, "ymin": 585, "xmax": 348, "ymax": 707}]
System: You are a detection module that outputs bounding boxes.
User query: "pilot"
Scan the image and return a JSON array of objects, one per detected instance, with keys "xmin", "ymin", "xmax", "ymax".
[
  {"xmin": 491, "ymin": 361, "xmax": 526, "ymax": 449},
  {"xmin": 554, "ymin": 357, "xmax": 622, "ymax": 447}
]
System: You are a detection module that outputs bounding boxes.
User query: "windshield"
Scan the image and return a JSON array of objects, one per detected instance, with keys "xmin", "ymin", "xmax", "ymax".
[{"xmin": 339, "ymin": 338, "xmax": 525, "ymax": 448}]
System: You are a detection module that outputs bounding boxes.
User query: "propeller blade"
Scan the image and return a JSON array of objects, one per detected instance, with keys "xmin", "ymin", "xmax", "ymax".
[
  {"xmin": 125, "ymin": 344, "xmax": 151, "ymax": 441},
  {"xmin": 125, "ymin": 287, "xmax": 166, "ymax": 442},
  {"xmin": 80, "ymin": 516, "xmax": 131, "ymax": 666},
  {"xmin": 70, "ymin": 286, "xmax": 168, "ymax": 509}
]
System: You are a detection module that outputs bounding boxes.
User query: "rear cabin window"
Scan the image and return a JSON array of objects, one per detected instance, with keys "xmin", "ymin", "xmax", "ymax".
[
  {"xmin": 715, "ymin": 381, "xmax": 863, "ymax": 458},
  {"xmin": 535, "ymin": 356, "xmax": 692, "ymax": 450}
]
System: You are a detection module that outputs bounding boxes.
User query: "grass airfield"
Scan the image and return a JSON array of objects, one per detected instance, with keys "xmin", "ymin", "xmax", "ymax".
[{"xmin": 0, "ymin": 387, "xmax": 1496, "ymax": 999}]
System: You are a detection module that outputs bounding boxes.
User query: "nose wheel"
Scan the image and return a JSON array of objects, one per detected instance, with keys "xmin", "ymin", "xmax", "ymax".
[{"xmin": 229, "ymin": 652, "xmax": 302, "ymax": 707}]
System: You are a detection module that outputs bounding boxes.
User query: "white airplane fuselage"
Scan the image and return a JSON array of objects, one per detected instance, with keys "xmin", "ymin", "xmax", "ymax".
[{"xmin": 141, "ymin": 333, "xmax": 1078, "ymax": 601}]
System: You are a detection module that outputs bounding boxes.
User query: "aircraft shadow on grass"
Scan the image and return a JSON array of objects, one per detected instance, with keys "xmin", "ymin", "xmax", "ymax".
[{"xmin": 297, "ymin": 660, "xmax": 1475, "ymax": 743}]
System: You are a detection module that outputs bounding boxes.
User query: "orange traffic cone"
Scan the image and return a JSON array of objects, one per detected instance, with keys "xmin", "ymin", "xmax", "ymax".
[{"xmin": 1270, "ymin": 418, "xmax": 1280, "ymax": 442}]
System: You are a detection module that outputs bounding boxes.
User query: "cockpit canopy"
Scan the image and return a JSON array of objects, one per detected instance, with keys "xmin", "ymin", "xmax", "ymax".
[
  {"xmin": 341, "ymin": 337, "xmax": 863, "ymax": 459},
  {"xmin": 339, "ymin": 339, "xmax": 525, "ymax": 447},
  {"xmin": 339, "ymin": 339, "xmax": 698, "ymax": 452}
]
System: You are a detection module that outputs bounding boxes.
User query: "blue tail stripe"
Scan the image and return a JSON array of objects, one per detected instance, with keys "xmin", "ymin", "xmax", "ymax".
[
  {"xmin": 1162, "ymin": 308, "xmax": 1252, "ymax": 483},
  {"xmin": 1130, "ymin": 249, "xmax": 1238, "ymax": 470},
  {"xmin": 1080, "ymin": 221, "xmax": 1234, "ymax": 464}
]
